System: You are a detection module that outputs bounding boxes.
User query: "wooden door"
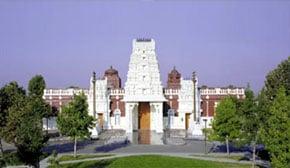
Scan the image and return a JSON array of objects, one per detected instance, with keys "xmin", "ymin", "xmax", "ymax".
[
  {"xmin": 98, "ymin": 113, "xmax": 103, "ymax": 129},
  {"xmin": 138, "ymin": 102, "xmax": 150, "ymax": 130},
  {"xmin": 185, "ymin": 113, "xmax": 190, "ymax": 130},
  {"xmin": 138, "ymin": 130, "xmax": 151, "ymax": 144}
]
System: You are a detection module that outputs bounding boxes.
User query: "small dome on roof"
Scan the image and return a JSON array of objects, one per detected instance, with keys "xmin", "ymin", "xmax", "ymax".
[
  {"xmin": 169, "ymin": 66, "xmax": 181, "ymax": 76},
  {"xmin": 105, "ymin": 66, "xmax": 118, "ymax": 75}
]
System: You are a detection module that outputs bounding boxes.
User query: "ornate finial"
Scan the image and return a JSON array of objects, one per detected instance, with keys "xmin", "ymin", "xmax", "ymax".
[
  {"xmin": 192, "ymin": 71, "xmax": 197, "ymax": 82},
  {"xmin": 92, "ymin": 71, "xmax": 96, "ymax": 81},
  {"xmin": 173, "ymin": 66, "xmax": 176, "ymax": 70},
  {"xmin": 110, "ymin": 65, "xmax": 113, "ymax": 69}
]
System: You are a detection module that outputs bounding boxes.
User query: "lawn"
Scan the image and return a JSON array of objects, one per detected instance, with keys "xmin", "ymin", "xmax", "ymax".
[
  {"xmin": 58, "ymin": 154, "xmax": 114, "ymax": 162},
  {"xmin": 56, "ymin": 155, "xmax": 251, "ymax": 168}
]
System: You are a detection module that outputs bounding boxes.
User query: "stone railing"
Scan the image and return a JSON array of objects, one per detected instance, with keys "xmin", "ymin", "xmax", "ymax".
[
  {"xmin": 200, "ymin": 88, "xmax": 244, "ymax": 95},
  {"xmin": 164, "ymin": 89, "xmax": 180, "ymax": 95},
  {"xmin": 109, "ymin": 89, "xmax": 125, "ymax": 96},
  {"xmin": 44, "ymin": 88, "xmax": 89, "ymax": 96}
]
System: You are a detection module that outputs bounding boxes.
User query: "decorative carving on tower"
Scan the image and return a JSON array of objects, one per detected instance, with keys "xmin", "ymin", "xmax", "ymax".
[
  {"xmin": 167, "ymin": 66, "xmax": 181, "ymax": 89},
  {"xmin": 104, "ymin": 66, "xmax": 121, "ymax": 89},
  {"xmin": 124, "ymin": 39, "xmax": 166, "ymax": 102}
]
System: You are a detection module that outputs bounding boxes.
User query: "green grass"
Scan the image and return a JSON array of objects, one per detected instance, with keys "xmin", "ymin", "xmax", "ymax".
[
  {"xmin": 56, "ymin": 155, "xmax": 251, "ymax": 168},
  {"xmin": 58, "ymin": 154, "xmax": 114, "ymax": 162}
]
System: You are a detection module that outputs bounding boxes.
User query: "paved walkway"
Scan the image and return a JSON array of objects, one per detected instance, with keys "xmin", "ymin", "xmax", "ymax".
[
  {"xmin": 40, "ymin": 152, "xmax": 256, "ymax": 168},
  {"xmin": 77, "ymin": 140, "xmax": 213, "ymax": 154}
]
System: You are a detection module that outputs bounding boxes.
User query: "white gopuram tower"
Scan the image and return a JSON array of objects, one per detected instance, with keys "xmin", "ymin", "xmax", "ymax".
[{"xmin": 124, "ymin": 38, "xmax": 166, "ymax": 133}]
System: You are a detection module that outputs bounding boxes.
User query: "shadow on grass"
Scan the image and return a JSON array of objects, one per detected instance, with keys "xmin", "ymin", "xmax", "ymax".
[{"xmin": 43, "ymin": 140, "xmax": 94, "ymax": 154}]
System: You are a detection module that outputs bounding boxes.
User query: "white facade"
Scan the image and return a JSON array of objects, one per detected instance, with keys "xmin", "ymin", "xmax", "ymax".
[
  {"xmin": 86, "ymin": 39, "xmax": 202, "ymax": 137},
  {"xmin": 44, "ymin": 39, "xmax": 207, "ymax": 138}
]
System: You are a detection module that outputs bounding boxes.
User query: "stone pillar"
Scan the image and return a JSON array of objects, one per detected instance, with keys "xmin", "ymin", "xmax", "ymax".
[
  {"xmin": 92, "ymin": 71, "xmax": 96, "ymax": 118},
  {"xmin": 106, "ymin": 95, "xmax": 111, "ymax": 129},
  {"xmin": 132, "ymin": 103, "xmax": 138, "ymax": 131},
  {"xmin": 167, "ymin": 109, "xmax": 175, "ymax": 129},
  {"xmin": 151, "ymin": 102, "xmax": 163, "ymax": 133},
  {"xmin": 125, "ymin": 103, "xmax": 137, "ymax": 133}
]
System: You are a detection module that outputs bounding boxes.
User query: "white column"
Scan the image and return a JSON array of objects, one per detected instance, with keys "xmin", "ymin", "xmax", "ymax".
[
  {"xmin": 151, "ymin": 102, "xmax": 163, "ymax": 133},
  {"xmin": 125, "ymin": 103, "xmax": 137, "ymax": 133},
  {"xmin": 125, "ymin": 103, "xmax": 131, "ymax": 133},
  {"xmin": 132, "ymin": 103, "xmax": 139, "ymax": 130},
  {"xmin": 150, "ymin": 103, "xmax": 155, "ymax": 131},
  {"xmin": 106, "ymin": 96, "xmax": 111, "ymax": 129}
]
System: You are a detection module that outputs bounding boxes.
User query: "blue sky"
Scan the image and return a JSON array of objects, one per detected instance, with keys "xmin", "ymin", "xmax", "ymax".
[{"xmin": 0, "ymin": 1, "xmax": 289, "ymax": 92}]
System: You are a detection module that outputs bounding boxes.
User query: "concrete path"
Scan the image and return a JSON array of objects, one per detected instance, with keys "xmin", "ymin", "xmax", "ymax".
[
  {"xmin": 73, "ymin": 140, "xmax": 213, "ymax": 154},
  {"xmin": 40, "ymin": 152, "xmax": 256, "ymax": 168}
]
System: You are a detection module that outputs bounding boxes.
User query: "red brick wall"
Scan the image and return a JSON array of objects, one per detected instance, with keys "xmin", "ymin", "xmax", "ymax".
[
  {"xmin": 44, "ymin": 95, "xmax": 74, "ymax": 115},
  {"xmin": 106, "ymin": 75, "xmax": 121, "ymax": 89},
  {"xmin": 164, "ymin": 95, "xmax": 179, "ymax": 116},
  {"xmin": 201, "ymin": 94, "xmax": 244, "ymax": 117}
]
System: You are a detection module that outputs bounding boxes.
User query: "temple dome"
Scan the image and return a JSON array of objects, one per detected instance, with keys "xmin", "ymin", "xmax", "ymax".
[
  {"xmin": 105, "ymin": 66, "xmax": 118, "ymax": 76},
  {"xmin": 167, "ymin": 66, "xmax": 181, "ymax": 89},
  {"xmin": 169, "ymin": 66, "xmax": 181, "ymax": 77}
]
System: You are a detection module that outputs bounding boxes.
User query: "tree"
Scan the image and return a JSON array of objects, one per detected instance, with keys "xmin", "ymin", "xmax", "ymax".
[
  {"xmin": 211, "ymin": 97, "xmax": 241, "ymax": 156},
  {"xmin": 0, "ymin": 82, "xmax": 25, "ymax": 155},
  {"xmin": 2, "ymin": 77, "xmax": 51, "ymax": 167},
  {"xmin": 57, "ymin": 93, "xmax": 94, "ymax": 157},
  {"xmin": 28, "ymin": 75, "xmax": 52, "ymax": 133},
  {"xmin": 16, "ymin": 99, "xmax": 48, "ymax": 167},
  {"xmin": 48, "ymin": 150, "xmax": 59, "ymax": 167},
  {"xmin": 260, "ymin": 87, "xmax": 290, "ymax": 167},
  {"xmin": 256, "ymin": 88, "xmax": 271, "ymax": 123},
  {"xmin": 240, "ymin": 86, "xmax": 259, "ymax": 167},
  {"xmin": 259, "ymin": 57, "xmax": 290, "ymax": 167},
  {"xmin": 3, "ymin": 92, "xmax": 48, "ymax": 167},
  {"xmin": 264, "ymin": 56, "xmax": 290, "ymax": 99},
  {"xmin": 28, "ymin": 75, "xmax": 46, "ymax": 98}
]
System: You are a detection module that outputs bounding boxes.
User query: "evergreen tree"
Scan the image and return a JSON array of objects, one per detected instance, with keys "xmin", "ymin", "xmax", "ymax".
[
  {"xmin": 57, "ymin": 93, "xmax": 94, "ymax": 157},
  {"xmin": 260, "ymin": 87, "xmax": 290, "ymax": 167},
  {"xmin": 211, "ymin": 97, "xmax": 241, "ymax": 156}
]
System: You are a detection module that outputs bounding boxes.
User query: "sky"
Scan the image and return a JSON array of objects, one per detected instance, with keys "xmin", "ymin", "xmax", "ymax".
[{"xmin": 0, "ymin": 1, "xmax": 289, "ymax": 92}]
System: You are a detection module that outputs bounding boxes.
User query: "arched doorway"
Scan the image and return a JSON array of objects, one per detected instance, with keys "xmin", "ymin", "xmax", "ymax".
[
  {"xmin": 138, "ymin": 102, "xmax": 151, "ymax": 144},
  {"xmin": 138, "ymin": 102, "xmax": 150, "ymax": 130}
]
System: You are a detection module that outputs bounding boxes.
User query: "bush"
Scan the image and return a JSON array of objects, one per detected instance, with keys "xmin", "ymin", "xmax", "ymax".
[{"xmin": 1, "ymin": 151, "xmax": 23, "ymax": 166}]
